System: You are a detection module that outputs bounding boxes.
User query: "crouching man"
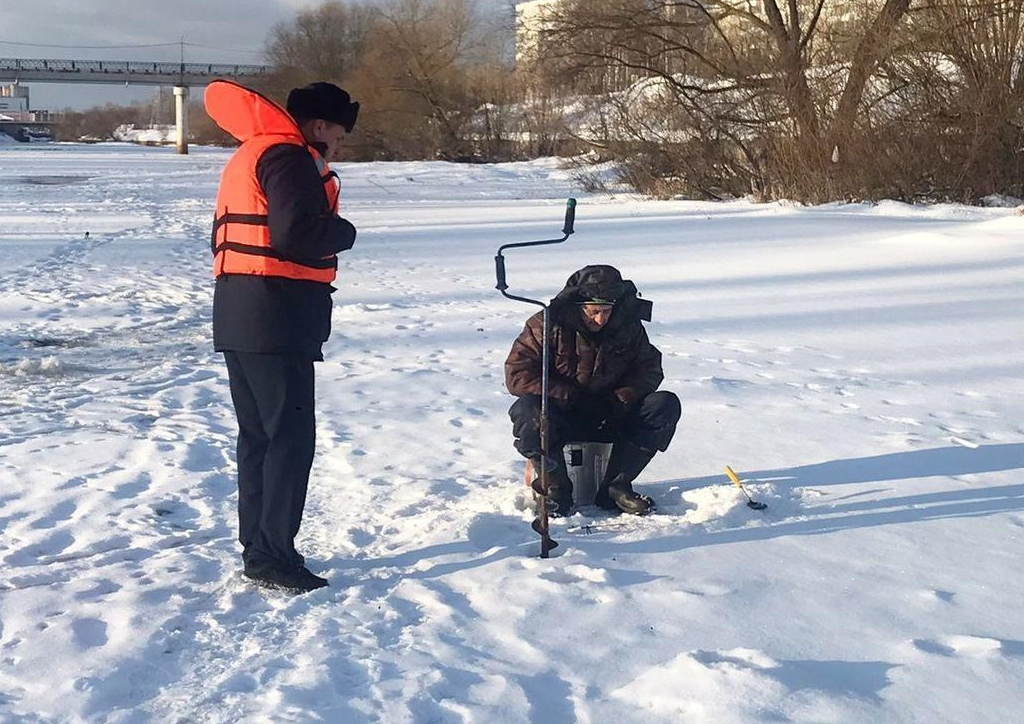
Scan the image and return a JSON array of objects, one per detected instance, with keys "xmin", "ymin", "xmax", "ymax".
[{"xmin": 505, "ymin": 265, "xmax": 681, "ymax": 516}]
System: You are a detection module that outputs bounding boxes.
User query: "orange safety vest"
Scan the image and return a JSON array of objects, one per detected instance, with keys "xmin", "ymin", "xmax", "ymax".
[{"xmin": 205, "ymin": 80, "xmax": 341, "ymax": 284}]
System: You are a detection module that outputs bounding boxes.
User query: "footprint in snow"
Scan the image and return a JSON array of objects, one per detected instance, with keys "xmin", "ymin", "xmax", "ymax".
[
  {"xmin": 703, "ymin": 376, "xmax": 753, "ymax": 391},
  {"xmin": 679, "ymin": 582, "xmax": 733, "ymax": 597},
  {"xmin": 28, "ymin": 499, "xmax": 77, "ymax": 530},
  {"xmin": 917, "ymin": 589, "xmax": 956, "ymax": 604},
  {"xmin": 913, "ymin": 635, "xmax": 1005, "ymax": 658},
  {"xmin": 73, "ymin": 579, "xmax": 122, "ymax": 602},
  {"xmin": 151, "ymin": 500, "xmax": 201, "ymax": 531},
  {"xmin": 181, "ymin": 439, "xmax": 227, "ymax": 473},
  {"xmin": 4, "ymin": 530, "xmax": 76, "ymax": 567},
  {"xmin": 112, "ymin": 472, "xmax": 154, "ymax": 500},
  {"xmin": 538, "ymin": 564, "xmax": 608, "ymax": 585},
  {"xmin": 8, "ymin": 571, "xmax": 63, "ymax": 590},
  {"xmin": 347, "ymin": 527, "xmax": 376, "ymax": 548},
  {"xmin": 70, "ymin": 617, "xmax": 108, "ymax": 648}
]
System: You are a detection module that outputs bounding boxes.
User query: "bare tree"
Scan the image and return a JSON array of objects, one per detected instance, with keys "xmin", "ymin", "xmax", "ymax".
[
  {"xmin": 532, "ymin": 0, "xmax": 915, "ymax": 199},
  {"xmin": 353, "ymin": 0, "xmax": 516, "ymax": 160},
  {"xmin": 263, "ymin": 0, "xmax": 518, "ymax": 160},
  {"xmin": 266, "ymin": 1, "xmax": 376, "ymax": 84}
]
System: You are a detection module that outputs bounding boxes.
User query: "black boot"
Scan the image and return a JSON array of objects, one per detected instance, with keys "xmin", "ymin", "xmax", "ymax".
[
  {"xmin": 529, "ymin": 454, "xmax": 574, "ymax": 518},
  {"xmin": 595, "ymin": 441, "xmax": 656, "ymax": 515},
  {"xmin": 244, "ymin": 562, "xmax": 329, "ymax": 593}
]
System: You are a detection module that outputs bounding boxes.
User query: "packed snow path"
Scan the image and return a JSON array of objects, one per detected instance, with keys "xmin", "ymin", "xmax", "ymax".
[{"xmin": 1, "ymin": 145, "xmax": 1022, "ymax": 723}]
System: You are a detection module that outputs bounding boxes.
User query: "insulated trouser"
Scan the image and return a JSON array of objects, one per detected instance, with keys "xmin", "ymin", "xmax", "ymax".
[{"xmin": 224, "ymin": 350, "xmax": 316, "ymax": 569}]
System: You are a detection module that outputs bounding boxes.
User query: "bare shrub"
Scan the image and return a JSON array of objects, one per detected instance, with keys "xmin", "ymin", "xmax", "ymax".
[
  {"xmin": 885, "ymin": 0, "xmax": 1024, "ymax": 200},
  {"xmin": 54, "ymin": 103, "xmax": 148, "ymax": 142}
]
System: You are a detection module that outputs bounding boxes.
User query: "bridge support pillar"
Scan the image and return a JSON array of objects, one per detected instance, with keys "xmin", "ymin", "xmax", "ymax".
[{"xmin": 174, "ymin": 85, "xmax": 189, "ymax": 154}]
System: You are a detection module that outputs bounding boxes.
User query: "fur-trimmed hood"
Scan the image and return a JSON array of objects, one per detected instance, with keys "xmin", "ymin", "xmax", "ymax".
[{"xmin": 551, "ymin": 265, "xmax": 651, "ymax": 334}]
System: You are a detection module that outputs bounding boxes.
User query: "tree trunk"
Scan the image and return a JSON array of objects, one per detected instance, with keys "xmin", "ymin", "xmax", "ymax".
[
  {"xmin": 831, "ymin": 0, "xmax": 912, "ymax": 149},
  {"xmin": 763, "ymin": 0, "xmax": 821, "ymax": 145}
]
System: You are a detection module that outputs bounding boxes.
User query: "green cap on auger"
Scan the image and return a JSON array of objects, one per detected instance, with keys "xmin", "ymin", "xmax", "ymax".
[{"xmin": 563, "ymin": 198, "xmax": 577, "ymax": 236}]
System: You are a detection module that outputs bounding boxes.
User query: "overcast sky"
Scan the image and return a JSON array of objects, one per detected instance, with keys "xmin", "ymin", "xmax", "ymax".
[{"xmin": 0, "ymin": 0, "xmax": 508, "ymax": 111}]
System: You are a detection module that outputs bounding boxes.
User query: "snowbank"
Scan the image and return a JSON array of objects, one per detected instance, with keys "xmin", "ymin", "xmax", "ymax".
[{"xmin": 113, "ymin": 123, "xmax": 177, "ymax": 144}]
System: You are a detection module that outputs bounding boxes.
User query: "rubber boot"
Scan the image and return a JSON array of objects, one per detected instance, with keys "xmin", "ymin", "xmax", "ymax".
[
  {"xmin": 529, "ymin": 454, "xmax": 574, "ymax": 517},
  {"xmin": 595, "ymin": 441, "xmax": 656, "ymax": 515}
]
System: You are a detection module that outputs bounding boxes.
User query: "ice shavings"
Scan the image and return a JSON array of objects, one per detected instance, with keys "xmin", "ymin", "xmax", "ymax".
[{"xmin": 0, "ymin": 355, "xmax": 63, "ymax": 376}]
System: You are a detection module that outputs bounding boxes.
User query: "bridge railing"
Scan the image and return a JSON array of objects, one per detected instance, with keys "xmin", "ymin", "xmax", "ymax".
[{"xmin": 0, "ymin": 58, "xmax": 271, "ymax": 77}]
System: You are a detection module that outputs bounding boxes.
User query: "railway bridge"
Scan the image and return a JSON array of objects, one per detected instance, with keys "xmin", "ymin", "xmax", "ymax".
[{"xmin": 0, "ymin": 57, "xmax": 272, "ymax": 152}]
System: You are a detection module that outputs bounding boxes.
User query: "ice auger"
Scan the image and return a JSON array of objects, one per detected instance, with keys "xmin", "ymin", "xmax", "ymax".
[{"xmin": 495, "ymin": 198, "xmax": 577, "ymax": 557}]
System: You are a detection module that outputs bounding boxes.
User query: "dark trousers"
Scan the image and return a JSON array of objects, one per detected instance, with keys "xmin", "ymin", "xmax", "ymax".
[
  {"xmin": 509, "ymin": 390, "xmax": 681, "ymax": 460},
  {"xmin": 224, "ymin": 351, "xmax": 316, "ymax": 569}
]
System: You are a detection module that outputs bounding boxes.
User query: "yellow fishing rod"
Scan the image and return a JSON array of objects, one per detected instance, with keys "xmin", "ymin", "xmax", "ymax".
[{"xmin": 724, "ymin": 466, "xmax": 767, "ymax": 510}]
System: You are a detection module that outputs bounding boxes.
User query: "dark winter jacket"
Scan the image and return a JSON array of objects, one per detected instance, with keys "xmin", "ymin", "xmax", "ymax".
[
  {"xmin": 212, "ymin": 143, "xmax": 357, "ymax": 360},
  {"xmin": 504, "ymin": 265, "xmax": 664, "ymax": 412}
]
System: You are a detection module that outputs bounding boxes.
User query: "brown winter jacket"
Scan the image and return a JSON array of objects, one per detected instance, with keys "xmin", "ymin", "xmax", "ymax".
[{"xmin": 504, "ymin": 266, "xmax": 664, "ymax": 410}]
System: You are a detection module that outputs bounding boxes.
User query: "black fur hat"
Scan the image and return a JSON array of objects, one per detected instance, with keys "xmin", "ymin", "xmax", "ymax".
[{"xmin": 287, "ymin": 82, "xmax": 359, "ymax": 132}]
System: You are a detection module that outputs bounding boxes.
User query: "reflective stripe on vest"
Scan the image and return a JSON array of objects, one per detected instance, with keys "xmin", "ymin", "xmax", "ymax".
[{"xmin": 210, "ymin": 136, "xmax": 340, "ymax": 283}]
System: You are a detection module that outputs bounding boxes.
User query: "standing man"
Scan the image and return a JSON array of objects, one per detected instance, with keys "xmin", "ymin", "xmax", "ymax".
[
  {"xmin": 505, "ymin": 265, "xmax": 681, "ymax": 516},
  {"xmin": 205, "ymin": 80, "xmax": 359, "ymax": 593}
]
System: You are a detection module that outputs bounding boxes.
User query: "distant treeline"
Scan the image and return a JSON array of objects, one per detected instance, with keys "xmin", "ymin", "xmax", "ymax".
[{"xmin": 56, "ymin": 0, "xmax": 1024, "ymax": 203}]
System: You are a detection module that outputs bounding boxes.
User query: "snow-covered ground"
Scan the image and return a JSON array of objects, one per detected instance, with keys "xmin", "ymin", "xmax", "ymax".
[{"xmin": 1, "ymin": 144, "xmax": 1022, "ymax": 723}]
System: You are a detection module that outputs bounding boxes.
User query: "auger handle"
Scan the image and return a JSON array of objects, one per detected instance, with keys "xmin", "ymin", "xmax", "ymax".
[
  {"xmin": 495, "ymin": 254, "xmax": 508, "ymax": 291},
  {"xmin": 562, "ymin": 198, "xmax": 577, "ymax": 236}
]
